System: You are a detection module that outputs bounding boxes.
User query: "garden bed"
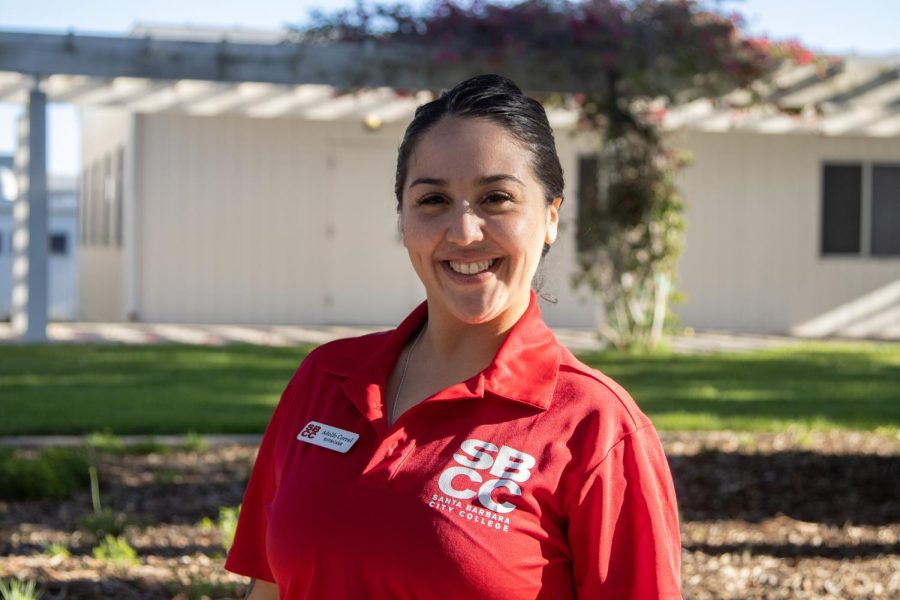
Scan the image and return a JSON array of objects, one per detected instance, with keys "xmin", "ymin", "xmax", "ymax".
[{"xmin": 1, "ymin": 431, "xmax": 898, "ymax": 599}]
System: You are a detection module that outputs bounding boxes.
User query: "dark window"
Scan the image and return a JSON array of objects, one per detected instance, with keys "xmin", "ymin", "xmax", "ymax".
[
  {"xmin": 821, "ymin": 164, "xmax": 862, "ymax": 254},
  {"xmin": 871, "ymin": 165, "xmax": 900, "ymax": 256},
  {"xmin": 49, "ymin": 232, "xmax": 68, "ymax": 255}
]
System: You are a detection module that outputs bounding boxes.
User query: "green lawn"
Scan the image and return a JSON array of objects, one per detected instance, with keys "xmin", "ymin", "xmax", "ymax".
[{"xmin": 1, "ymin": 341, "xmax": 898, "ymax": 435}]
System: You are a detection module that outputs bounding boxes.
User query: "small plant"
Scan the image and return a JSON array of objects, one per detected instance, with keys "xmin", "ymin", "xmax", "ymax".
[
  {"xmin": 84, "ymin": 430, "xmax": 125, "ymax": 454},
  {"xmin": 92, "ymin": 534, "xmax": 139, "ymax": 569},
  {"xmin": 0, "ymin": 447, "xmax": 89, "ymax": 501},
  {"xmin": 156, "ymin": 468, "xmax": 180, "ymax": 485},
  {"xmin": 85, "ymin": 431, "xmax": 169, "ymax": 455},
  {"xmin": 79, "ymin": 509, "xmax": 129, "ymax": 539},
  {"xmin": 77, "ymin": 464, "xmax": 129, "ymax": 538},
  {"xmin": 198, "ymin": 516, "xmax": 215, "ymax": 530},
  {"xmin": 217, "ymin": 505, "xmax": 240, "ymax": 552},
  {"xmin": 127, "ymin": 437, "xmax": 170, "ymax": 455},
  {"xmin": 183, "ymin": 431, "xmax": 208, "ymax": 452},
  {"xmin": 44, "ymin": 542, "xmax": 71, "ymax": 559},
  {"xmin": 0, "ymin": 577, "xmax": 42, "ymax": 600},
  {"xmin": 173, "ymin": 577, "xmax": 241, "ymax": 600}
]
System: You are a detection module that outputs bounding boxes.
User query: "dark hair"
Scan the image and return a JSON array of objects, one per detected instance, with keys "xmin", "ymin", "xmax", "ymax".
[{"xmin": 394, "ymin": 74, "xmax": 565, "ymax": 213}]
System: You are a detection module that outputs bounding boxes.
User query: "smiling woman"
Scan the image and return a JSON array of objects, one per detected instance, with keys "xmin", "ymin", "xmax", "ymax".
[{"xmin": 224, "ymin": 75, "xmax": 683, "ymax": 600}]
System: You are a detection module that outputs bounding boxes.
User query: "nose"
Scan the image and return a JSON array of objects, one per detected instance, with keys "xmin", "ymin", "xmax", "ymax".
[{"xmin": 445, "ymin": 204, "xmax": 484, "ymax": 245}]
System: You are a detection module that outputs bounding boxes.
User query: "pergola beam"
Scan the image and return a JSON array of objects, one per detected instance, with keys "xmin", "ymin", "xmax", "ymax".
[
  {"xmin": 0, "ymin": 30, "xmax": 451, "ymax": 90},
  {"xmin": 0, "ymin": 29, "xmax": 587, "ymax": 94}
]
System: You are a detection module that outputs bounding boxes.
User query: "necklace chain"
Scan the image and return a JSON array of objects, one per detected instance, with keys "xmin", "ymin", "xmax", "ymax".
[{"xmin": 390, "ymin": 325, "xmax": 425, "ymax": 426}]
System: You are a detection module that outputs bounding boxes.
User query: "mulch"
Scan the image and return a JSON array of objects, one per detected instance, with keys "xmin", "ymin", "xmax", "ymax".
[{"xmin": 1, "ymin": 431, "xmax": 898, "ymax": 599}]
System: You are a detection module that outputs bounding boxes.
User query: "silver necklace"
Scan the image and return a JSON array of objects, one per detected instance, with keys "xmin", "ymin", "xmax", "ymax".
[{"xmin": 391, "ymin": 325, "xmax": 425, "ymax": 426}]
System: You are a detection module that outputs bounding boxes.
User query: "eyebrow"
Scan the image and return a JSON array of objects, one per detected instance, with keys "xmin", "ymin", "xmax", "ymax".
[{"xmin": 408, "ymin": 174, "xmax": 525, "ymax": 189}]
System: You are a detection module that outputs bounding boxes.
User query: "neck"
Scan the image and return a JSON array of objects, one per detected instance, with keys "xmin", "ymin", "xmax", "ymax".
[{"xmin": 421, "ymin": 295, "xmax": 532, "ymax": 368}]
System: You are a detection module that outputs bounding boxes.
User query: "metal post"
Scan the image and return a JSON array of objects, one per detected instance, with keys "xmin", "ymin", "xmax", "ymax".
[{"xmin": 11, "ymin": 79, "xmax": 48, "ymax": 341}]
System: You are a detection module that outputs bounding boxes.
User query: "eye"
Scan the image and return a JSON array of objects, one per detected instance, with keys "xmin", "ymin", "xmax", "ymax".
[
  {"xmin": 484, "ymin": 192, "xmax": 513, "ymax": 205},
  {"xmin": 417, "ymin": 194, "xmax": 447, "ymax": 206}
]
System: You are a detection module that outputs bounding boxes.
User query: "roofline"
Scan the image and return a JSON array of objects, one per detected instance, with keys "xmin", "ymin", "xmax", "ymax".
[{"xmin": 0, "ymin": 29, "xmax": 584, "ymax": 93}]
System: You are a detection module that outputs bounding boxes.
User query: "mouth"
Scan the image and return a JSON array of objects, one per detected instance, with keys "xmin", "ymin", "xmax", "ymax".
[{"xmin": 446, "ymin": 258, "xmax": 497, "ymax": 276}]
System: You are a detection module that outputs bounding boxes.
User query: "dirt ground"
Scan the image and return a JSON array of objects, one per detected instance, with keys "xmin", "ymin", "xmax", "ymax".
[{"xmin": 1, "ymin": 430, "xmax": 898, "ymax": 599}]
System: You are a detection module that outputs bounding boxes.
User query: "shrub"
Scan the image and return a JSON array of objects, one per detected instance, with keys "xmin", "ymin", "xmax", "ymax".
[
  {"xmin": 0, "ymin": 578, "xmax": 42, "ymax": 600},
  {"xmin": 0, "ymin": 447, "xmax": 89, "ymax": 501},
  {"xmin": 92, "ymin": 535, "xmax": 139, "ymax": 569}
]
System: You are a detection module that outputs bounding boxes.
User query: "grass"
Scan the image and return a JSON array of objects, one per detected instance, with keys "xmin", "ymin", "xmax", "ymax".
[
  {"xmin": 0, "ymin": 343, "xmax": 309, "ymax": 435},
  {"xmin": 581, "ymin": 341, "xmax": 900, "ymax": 432},
  {"xmin": 0, "ymin": 340, "xmax": 898, "ymax": 434}
]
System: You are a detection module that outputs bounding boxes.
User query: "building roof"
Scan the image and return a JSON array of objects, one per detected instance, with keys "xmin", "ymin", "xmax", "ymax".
[{"xmin": 0, "ymin": 26, "xmax": 898, "ymax": 136}]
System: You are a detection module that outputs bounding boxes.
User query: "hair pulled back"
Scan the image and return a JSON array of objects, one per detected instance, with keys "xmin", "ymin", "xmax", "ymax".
[{"xmin": 394, "ymin": 74, "xmax": 564, "ymax": 211}]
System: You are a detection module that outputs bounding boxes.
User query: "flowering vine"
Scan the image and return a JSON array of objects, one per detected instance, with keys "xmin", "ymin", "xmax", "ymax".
[{"xmin": 300, "ymin": 0, "xmax": 821, "ymax": 349}]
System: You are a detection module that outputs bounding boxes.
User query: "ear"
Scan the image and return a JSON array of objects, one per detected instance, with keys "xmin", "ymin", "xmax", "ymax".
[{"xmin": 544, "ymin": 197, "xmax": 563, "ymax": 245}]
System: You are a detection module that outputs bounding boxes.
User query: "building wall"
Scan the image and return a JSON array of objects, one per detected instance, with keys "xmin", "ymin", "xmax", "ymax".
[
  {"xmin": 137, "ymin": 114, "xmax": 417, "ymax": 325},
  {"xmin": 79, "ymin": 107, "xmax": 131, "ymax": 321},
  {"xmin": 674, "ymin": 130, "xmax": 900, "ymax": 336},
  {"xmin": 134, "ymin": 112, "xmax": 600, "ymax": 327}
]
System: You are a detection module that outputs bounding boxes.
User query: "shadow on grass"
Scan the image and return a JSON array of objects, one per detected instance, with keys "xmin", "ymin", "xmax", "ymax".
[
  {"xmin": 581, "ymin": 346, "xmax": 900, "ymax": 430},
  {"xmin": 0, "ymin": 344, "xmax": 313, "ymax": 435}
]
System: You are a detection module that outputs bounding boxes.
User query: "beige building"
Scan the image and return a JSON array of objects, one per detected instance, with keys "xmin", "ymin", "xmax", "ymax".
[{"xmin": 66, "ymin": 29, "xmax": 900, "ymax": 337}]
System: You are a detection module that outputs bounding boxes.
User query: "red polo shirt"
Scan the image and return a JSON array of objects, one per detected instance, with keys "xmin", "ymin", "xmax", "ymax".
[{"xmin": 225, "ymin": 294, "xmax": 682, "ymax": 599}]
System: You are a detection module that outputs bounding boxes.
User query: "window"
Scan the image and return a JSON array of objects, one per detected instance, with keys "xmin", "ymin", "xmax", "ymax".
[
  {"xmin": 49, "ymin": 232, "xmax": 68, "ymax": 255},
  {"xmin": 821, "ymin": 162, "xmax": 900, "ymax": 257},
  {"xmin": 872, "ymin": 165, "xmax": 900, "ymax": 256}
]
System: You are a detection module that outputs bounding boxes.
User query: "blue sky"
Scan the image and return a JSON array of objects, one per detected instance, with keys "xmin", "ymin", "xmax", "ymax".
[{"xmin": 1, "ymin": 0, "xmax": 898, "ymax": 176}]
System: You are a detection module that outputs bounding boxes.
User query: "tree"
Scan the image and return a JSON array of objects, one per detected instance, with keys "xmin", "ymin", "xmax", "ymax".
[{"xmin": 300, "ymin": 0, "xmax": 820, "ymax": 350}]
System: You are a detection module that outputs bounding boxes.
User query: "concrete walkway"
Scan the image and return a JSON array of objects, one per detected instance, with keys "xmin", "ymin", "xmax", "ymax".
[{"xmin": 0, "ymin": 320, "xmax": 797, "ymax": 353}]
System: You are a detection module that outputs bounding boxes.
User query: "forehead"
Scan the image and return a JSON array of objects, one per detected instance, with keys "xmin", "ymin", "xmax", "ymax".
[{"xmin": 407, "ymin": 117, "xmax": 536, "ymax": 184}]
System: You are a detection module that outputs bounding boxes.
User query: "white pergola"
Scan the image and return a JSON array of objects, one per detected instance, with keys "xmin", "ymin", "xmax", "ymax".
[{"xmin": 2, "ymin": 27, "xmax": 898, "ymax": 340}]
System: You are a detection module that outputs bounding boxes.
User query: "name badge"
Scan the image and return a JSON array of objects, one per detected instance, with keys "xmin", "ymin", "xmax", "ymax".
[{"xmin": 296, "ymin": 421, "xmax": 359, "ymax": 454}]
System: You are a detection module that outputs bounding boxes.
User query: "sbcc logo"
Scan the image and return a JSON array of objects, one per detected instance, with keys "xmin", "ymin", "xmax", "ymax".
[
  {"xmin": 437, "ymin": 439, "xmax": 536, "ymax": 514},
  {"xmin": 299, "ymin": 424, "xmax": 321, "ymax": 439}
]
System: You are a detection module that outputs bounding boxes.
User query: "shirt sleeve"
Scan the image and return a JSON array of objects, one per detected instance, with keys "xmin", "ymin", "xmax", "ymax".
[
  {"xmin": 224, "ymin": 368, "xmax": 300, "ymax": 583},
  {"xmin": 567, "ymin": 424, "xmax": 683, "ymax": 599}
]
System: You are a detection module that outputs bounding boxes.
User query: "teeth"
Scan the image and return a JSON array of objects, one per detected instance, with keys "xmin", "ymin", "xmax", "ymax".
[{"xmin": 449, "ymin": 259, "xmax": 495, "ymax": 275}]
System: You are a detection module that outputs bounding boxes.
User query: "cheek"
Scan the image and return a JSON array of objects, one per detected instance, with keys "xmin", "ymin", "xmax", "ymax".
[
  {"xmin": 401, "ymin": 217, "xmax": 438, "ymax": 255},
  {"xmin": 499, "ymin": 215, "xmax": 549, "ymax": 262}
]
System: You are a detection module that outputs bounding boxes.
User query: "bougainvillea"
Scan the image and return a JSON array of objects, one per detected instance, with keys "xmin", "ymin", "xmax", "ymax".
[{"xmin": 300, "ymin": 0, "xmax": 819, "ymax": 349}]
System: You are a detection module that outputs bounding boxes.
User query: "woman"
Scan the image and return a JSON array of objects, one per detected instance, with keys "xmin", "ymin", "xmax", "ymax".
[{"xmin": 225, "ymin": 74, "xmax": 682, "ymax": 599}]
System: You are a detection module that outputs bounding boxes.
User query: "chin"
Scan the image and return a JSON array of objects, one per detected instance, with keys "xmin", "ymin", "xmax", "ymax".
[{"xmin": 441, "ymin": 291, "xmax": 515, "ymax": 326}]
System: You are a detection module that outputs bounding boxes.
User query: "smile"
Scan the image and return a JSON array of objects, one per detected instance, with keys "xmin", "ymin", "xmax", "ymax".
[{"xmin": 447, "ymin": 259, "xmax": 497, "ymax": 275}]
